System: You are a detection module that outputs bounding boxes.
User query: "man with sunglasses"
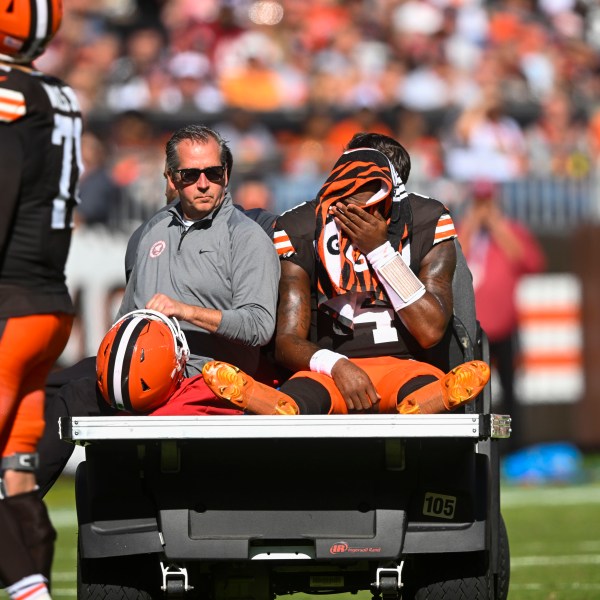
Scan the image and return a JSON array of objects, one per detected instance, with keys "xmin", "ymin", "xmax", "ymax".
[
  {"xmin": 117, "ymin": 123, "xmax": 280, "ymax": 379},
  {"xmin": 124, "ymin": 162, "xmax": 278, "ymax": 282}
]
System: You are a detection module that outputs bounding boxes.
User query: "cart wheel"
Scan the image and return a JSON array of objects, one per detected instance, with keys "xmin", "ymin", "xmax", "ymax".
[
  {"xmin": 407, "ymin": 552, "xmax": 493, "ymax": 600},
  {"xmin": 495, "ymin": 515, "xmax": 510, "ymax": 600},
  {"xmin": 77, "ymin": 548, "xmax": 160, "ymax": 600},
  {"xmin": 78, "ymin": 581, "xmax": 154, "ymax": 600},
  {"xmin": 412, "ymin": 574, "xmax": 492, "ymax": 600}
]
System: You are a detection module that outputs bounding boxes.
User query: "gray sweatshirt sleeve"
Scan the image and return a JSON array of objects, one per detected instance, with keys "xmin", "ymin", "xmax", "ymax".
[
  {"xmin": 216, "ymin": 223, "xmax": 280, "ymax": 346},
  {"xmin": 116, "ymin": 275, "xmax": 136, "ymax": 320}
]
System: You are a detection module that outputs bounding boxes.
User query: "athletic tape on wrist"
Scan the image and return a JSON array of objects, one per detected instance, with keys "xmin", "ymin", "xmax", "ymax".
[
  {"xmin": 378, "ymin": 253, "xmax": 425, "ymax": 302},
  {"xmin": 309, "ymin": 349, "xmax": 347, "ymax": 376},
  {"xmin": 367, "ymin": 243, "xmax": 425, "ymax": 311},
  {"xmin": 366, "ymin": 241, "xmax": 396, "ymax": 270}
]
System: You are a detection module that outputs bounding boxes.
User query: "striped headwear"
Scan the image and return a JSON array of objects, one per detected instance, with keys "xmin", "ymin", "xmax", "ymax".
[{"xmin": 314, "ymin": 148, "xmax": 411, "ymax": 328}]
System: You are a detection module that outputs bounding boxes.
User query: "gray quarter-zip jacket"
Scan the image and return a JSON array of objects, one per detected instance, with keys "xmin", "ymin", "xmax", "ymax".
[{"xmin": 118, "ymin": 193, "xmax": 280, "ymax": 376}]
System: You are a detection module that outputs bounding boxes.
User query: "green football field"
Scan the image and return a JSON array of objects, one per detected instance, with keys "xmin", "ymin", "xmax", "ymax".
[{"xmin": 3, "ymin": 463, "xmax": 600, "ymax": 600}]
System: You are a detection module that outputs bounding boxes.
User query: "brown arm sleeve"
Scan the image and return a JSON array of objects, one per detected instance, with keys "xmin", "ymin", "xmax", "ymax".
[{"xmin": 0, "ymin": 126, "xmax": 24, "ymax": 252}]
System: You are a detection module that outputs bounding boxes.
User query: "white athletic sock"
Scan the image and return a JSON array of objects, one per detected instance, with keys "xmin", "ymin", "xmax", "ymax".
[{"xmin": 6, "ymin": 574, "xmax": 51, "ymax": 600}]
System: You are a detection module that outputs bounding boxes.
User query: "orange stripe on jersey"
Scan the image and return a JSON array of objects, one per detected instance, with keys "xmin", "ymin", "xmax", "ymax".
[
  {"xmin": 433, "ymin": 214, "xmax": 456, "ymax": 244},
  {"xmin": 0, "ymin": 107, "xmax": 26, "ymax": 122},
  {"xmin": 273, "ymin": 230, "xmax": 295, "ymax": 256},
  {"xmin": 0, "ymin": 88, "xmax": 26, "ymax": 122},
  {"xmin": 0, "ymin": 96, "xmax": 25, "ymax": 107},
  {"xmin": 0, "ymin": 108, "xmax": 15, "ymax": 118}
]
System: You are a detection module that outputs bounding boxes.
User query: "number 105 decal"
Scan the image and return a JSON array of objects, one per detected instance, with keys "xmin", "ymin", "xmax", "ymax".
[{"xmin": 422, "ymin": 492, "xmax": 457, "ymax": 519}]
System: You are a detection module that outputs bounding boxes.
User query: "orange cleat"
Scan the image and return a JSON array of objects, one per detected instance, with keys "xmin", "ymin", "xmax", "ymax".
[
  {"xmin": 202, "ymin": 361, "xmax": 299, "ymax": 415},
  {"xmin": 397, "ymin": 360, "xmax": 490, "ymax": 415}
]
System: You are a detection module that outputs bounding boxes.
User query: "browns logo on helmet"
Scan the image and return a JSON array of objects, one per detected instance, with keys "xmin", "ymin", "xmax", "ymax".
[
  {"xmin": 0, "ymin": 0, "xmax": 63, "ymax": 64},
  {"xmin": 96, "ymin": 310, "xmax": 190, "ymax": 414}
]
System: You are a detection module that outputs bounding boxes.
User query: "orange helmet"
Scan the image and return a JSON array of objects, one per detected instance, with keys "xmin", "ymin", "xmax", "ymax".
[
  {"xmin": 0, "ymin": 0, "xmax": 63, "ymax": 64},
  {"xmin": 96, "ymin": 310, "xmax": 190, "ymax": 414}
]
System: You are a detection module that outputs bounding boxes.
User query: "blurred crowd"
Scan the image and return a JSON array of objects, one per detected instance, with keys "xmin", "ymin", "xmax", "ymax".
[{"xmin": 38, "ymin": 0, "xmax": 600, "ymax": 231}]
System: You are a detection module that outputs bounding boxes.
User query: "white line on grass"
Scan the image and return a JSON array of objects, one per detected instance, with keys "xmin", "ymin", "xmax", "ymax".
[
  {"xmin": 511, "ymin": 554, "xmax": 600, "ymax": 567},
  {"xmin": 52, "ymin": 572, "xmax": 77, "ymax": 582},
  {"xmin": 501, "ymin": 484, "xmax": 600, "ymax": 507},
  {"xmin": 515, "ymin": 540, "xmax": 600, "ymax": 553},
  {"xmin": 511, "ymin": 583, "xmax": 600, "ymax": 591}
]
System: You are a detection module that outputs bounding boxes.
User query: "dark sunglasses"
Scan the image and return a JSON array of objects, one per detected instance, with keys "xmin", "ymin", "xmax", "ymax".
[{"xmin": 174, "ymin": 165, "xmax": 225, "ymax": 185}]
